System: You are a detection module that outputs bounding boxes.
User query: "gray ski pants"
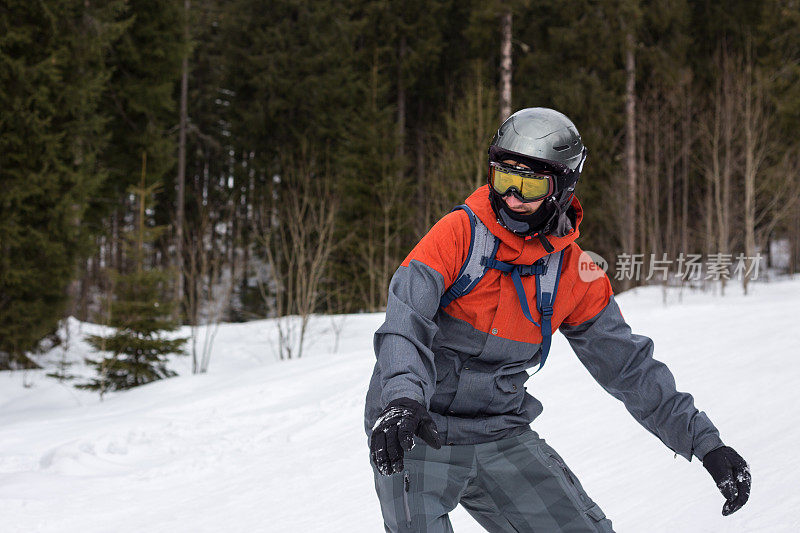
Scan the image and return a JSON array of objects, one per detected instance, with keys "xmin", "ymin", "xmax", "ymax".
[{"xmin": 372, "ymin": 430, "xmax": 614, "ymax": 533}]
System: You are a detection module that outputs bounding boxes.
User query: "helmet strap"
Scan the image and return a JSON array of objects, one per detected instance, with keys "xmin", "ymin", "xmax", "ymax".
[
  {"xmin": 489, "ymin": 189, "xmax": 558, "ymax": 237},
  {"xmin": 538, "ymin": 232, "xmax": 555, "ymax": 253}
]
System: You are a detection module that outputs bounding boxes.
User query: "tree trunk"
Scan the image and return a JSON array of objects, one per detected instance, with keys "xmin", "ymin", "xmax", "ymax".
[
  {"xmin": 709, "ymin": 66, "xmax": 723, "ymax": 270},
  {"xmin": 650, "ymin": 108, "xmax": 661, "ymax": 258},
  {"xmin": 175, "ymin": 0, "xmax": 189, "ymax": 318},
  {"xmin": 721, "ymin": 77, "xmax": 733, "ymax": 261},
  {"xmin": 475, "ymin": 60, "xmax": 486, "ymax": 189},
  {"xmin": 113, "ymin": 208, "xmax": 122, "ymax": 273},
  {"xmin": 397, "ymin": 35, "xmax": 406, "ymax": 172},
  {"xmin": 499, "ymin": 10, "xmax": 512, "ymax": 121},
  {"xmin": 416, "ymin": 101, "xmax": 426, "ymax": 238},
  {"xmin": 138, "ymin": 151, "xmax": 147, "ymax": 272},
  {"xmin": 664, "ymin": 95, "xmax": 675, "ymax": 262},
  {"xmin": 623, "ymin": 32, "xmax": 637, "ymax": 290},
  {"xmin": 637, "ymin": 101, "xmax": 647, "ymax": 265},
  {"xmin": 742, "ymin": 43, "xmax": 769, "ymax": 294},
  {"xmin": 680, "ymin": 87, "xmax": 690, "ymax": 256}
]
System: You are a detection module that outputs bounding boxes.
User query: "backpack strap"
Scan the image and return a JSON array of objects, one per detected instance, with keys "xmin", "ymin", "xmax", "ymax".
[
  {"xmin": 533, "ymin": 250, "xmax": 564, "ymax": 373},
  {"xmin": 439, "ymin": 204, "xmax": 564, "ymax": 374},
  {"xmin": 482, "ymin": 249, "xmax": 564, "ymax": 374},
  {"xmin": 439, "ymin": 205, "xmax": 500, "ymax": 308}
]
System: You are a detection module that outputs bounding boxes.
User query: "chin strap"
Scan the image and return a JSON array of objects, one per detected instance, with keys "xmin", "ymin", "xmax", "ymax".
[
  {"xmin": 537, "ymin": 233, "xmax": 555, "ymax": 252},
  {"xmin": 489, "ymin": 185, "xmax": 573, "ymax": 243},
  {"xmin": 534, "ymin": 196, "xmax": 564, "ymax": 252}
]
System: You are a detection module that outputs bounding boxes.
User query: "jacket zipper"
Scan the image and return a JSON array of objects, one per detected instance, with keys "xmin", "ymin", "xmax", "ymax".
[{"xmin": 403, "ymin": 472, "xmax": 412, "ymax": 527}]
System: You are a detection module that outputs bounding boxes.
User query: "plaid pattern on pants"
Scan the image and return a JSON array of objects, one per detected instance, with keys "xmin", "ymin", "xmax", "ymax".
[{"xmin": 372, "ymin": 430, "xmax": 614, "ymax": 533}]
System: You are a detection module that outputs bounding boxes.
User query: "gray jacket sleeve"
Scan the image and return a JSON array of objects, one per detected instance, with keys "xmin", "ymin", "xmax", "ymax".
[
  {"xmin": 560, "ymin": 296, "xmax": 724, "ymax": 461},
  {"xmin": 373, "ymin": 259, "xmax": 446, "ymax": 409}
]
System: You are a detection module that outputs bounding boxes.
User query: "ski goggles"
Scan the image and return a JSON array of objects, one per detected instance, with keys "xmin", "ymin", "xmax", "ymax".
[{"xmin": 489, "ymin": 161, "xmax": 555, "ymax": 201}]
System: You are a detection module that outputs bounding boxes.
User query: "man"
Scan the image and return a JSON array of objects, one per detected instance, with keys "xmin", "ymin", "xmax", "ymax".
[{"xmin": 364, "ymin": 108, "xmax": 750, "ymax": 532}]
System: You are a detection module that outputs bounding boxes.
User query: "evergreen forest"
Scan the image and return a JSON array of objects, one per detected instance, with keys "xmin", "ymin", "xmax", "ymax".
[{"xmin": 2, "ymin": 0, "xmax": 799, "ymax": 369}]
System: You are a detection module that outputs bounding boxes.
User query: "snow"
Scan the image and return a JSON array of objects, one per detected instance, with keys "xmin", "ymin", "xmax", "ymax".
[{"xmin": 2, "ymin": 279, "xmax": 800, "ymax": 532}]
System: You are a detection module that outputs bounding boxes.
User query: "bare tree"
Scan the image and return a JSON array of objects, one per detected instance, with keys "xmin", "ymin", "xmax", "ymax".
[
  {"xmin": 737, "ymin": 42, "xmax": 800, "ymax": 292},
  {"xmin": 714, "ymin": 47, "xmax": 738, "ymax": 274},
  {"xmin": 323, "ymin": 282, "xmax": 348, "ymax": 355},
  {"xmin": 742, "ymin": 43, "xmax": 765, "ymax": 294},
  {"xmin": 254, "ymin": 153, "xmax": 338, "ymax": 360},
  {"xmin": 348, "ymin": 169, "xmax": 403, "ymax": 312},
  {"xmin": 699, "ymin": 46, "xmax": 742, "ymax": 293},
  {"xmin": 756, "ymin": 150, "xmax": 800, "ymax": 249},
  {"xmin": 692, "ymin": 43, "xmax": 800, "ymax": 293},
  {"xmin": 183, "ymin": 183, "xmax": 240, "ymax": 374}
]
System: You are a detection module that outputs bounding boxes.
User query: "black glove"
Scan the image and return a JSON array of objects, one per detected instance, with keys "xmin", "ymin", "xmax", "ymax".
[
  {"xmin": 370, "ymin": 397, "xmax": 442, "ymax": 476},
  {"xmin": 703, "ymin": 446, "xmax": 751, "ymax": 516}
]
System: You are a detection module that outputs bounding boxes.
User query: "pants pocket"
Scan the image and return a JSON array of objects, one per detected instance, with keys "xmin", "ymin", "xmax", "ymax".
[
  {"xmin": 543, "ymin": 451, "xmax": 615, "ymax": 531},
  {"xmin": 402, "ymin": 471, "xmax": 412, "ymax": 528},
  {"xmin": 535, "ymin": 444, "xmax": 611, "ymax": 525}
]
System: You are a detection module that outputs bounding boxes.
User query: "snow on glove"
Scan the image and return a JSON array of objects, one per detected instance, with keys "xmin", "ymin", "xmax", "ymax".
[
  {"xmin": 370, "ymin": 397, "xmax": 441, "ymax": 476},
  {"xmin": 703, "ymin": 445, "xmax": 751, "ymax": 516}
]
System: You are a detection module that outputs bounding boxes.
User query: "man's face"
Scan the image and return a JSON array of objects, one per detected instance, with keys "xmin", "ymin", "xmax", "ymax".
[{"xmin": 500, "ymin": 160, "xmax": 544, "ymax": 214}]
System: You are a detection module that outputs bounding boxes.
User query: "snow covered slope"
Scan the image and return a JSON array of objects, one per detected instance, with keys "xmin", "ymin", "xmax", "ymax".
[{"xmin": 1, "ymin": 279, "xmax": 799, "ymax": 532}]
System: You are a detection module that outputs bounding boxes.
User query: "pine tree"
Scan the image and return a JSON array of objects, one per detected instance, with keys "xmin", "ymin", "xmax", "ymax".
[
  {"xmin": 427, "ymin": 60, "xmax": 497, "ymax": 222},
  {"xmin": 97, "ymin": 0, "xmax": 184, "ymax": 266},
  {"xmin": 335, "ymin": 37, "xmax": 404, "ymax": 312},
  {"xmin": 79, "ymin": 155, "xmax": 186, "ymax": 395},
  {"xmin": 0, "ymin": 0, "xmax": 125, "ymax": 368}
]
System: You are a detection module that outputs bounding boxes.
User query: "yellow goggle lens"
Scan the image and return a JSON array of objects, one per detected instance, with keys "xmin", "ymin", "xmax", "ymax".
[{"xmin": 491, "ymin": 166, "xmax": 552, "ymax": 200}]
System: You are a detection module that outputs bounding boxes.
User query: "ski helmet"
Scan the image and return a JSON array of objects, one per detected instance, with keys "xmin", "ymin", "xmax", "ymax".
[{"xmin": 488, "ymin": 107, "xmax": 587, "ymax": 237}]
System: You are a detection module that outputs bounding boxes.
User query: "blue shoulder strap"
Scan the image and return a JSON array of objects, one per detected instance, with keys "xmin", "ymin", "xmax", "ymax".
[
  {"xmin": 439, "ymin": 204, "xmax": 564, "ymax": 374},
  {"xmin": 533, "ymin": 250, "xmax": 564, "ymax": 372},
  {"xmin": 487, "ymin": 250, "xmax": 564, "ymax": 374}
]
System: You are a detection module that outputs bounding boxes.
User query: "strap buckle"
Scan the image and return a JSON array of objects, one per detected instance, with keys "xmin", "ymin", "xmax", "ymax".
[{"xmin": 516, "ymin": 264, "xmax": 547, "ymax": 276}]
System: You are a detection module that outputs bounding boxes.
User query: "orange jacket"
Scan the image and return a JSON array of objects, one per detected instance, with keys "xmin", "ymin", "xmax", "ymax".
[{"xmin": 405, "ymin": 185, "xmax": 612, "ymax": 342}]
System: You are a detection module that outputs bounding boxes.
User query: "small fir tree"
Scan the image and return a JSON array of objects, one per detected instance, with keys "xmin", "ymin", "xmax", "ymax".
[{"xmin": 78, "ymin": 154, "xmax": 186, "ymax": 395}]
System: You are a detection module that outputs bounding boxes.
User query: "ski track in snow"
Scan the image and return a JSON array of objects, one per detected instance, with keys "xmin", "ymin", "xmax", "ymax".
[{"xmin": 1, "ymin": 280, "xmax": 799, "ymax": 532}]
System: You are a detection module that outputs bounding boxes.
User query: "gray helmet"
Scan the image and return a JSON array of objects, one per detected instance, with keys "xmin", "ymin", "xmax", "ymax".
[
  {"xmin": 492, "ymin": 107, "xmax": 585, "ymax": 172},
  {"xmin": 488, "ymin": 107, "xmax": 587, "ymax": 237}
]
